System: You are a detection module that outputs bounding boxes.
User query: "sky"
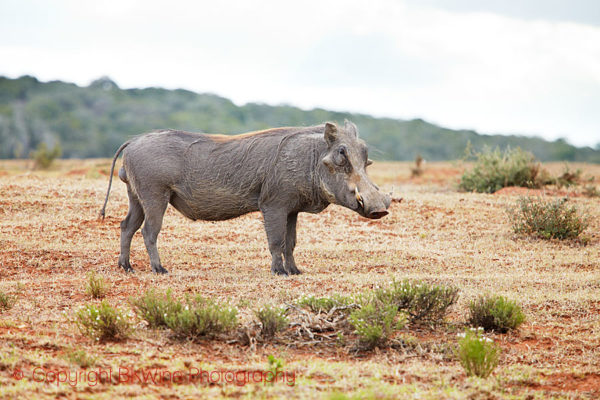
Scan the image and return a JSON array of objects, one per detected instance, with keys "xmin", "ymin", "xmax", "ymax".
[{"xmin": 1, "ymin": 0, "xmax": 599, "ymax": 147}]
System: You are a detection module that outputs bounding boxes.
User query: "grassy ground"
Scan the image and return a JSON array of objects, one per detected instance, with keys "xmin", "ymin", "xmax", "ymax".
[{"xmin": 0, "ymin": 159, "xmax": 599, "ymax": 399}]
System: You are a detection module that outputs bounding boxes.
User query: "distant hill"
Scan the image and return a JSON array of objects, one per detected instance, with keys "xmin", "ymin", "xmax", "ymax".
[{"xmin": 1, "ymin": 75, "xmax": 598, "ymax": 162}]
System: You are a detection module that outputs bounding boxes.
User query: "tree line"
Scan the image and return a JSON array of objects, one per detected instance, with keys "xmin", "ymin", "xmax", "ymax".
[{"xmin": 0, "ymin": 75, "xmax": 598, "ymax": 162}]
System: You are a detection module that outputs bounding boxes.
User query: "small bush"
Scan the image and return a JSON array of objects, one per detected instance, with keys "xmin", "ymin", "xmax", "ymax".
[
  {"xmin": 0, "ymin": 290, "xmax": 16, "ymax": 311},
  {"xmin": 468, "ymin": 295, "xmax": 525, "ymax": 333},
  {"xmin": 410, "ymin": 154, "xmax": 424, "ymax": 177},
  {"xmin": 456, "ymin": 328, "xmax": 500, "ymax": 378},
  {"xmin": 75, "ymin": 301, "xmax": 132, "ymax": 341},
  {"xmin": 375, "ymin": 279, "xmax": 459, "ymax": 323},
  {"xmin": 30, "ymin": 142, "xmax": 62, "ymax": 170},
  {"xmin": 165, "ymin": 295, "xmax": 238, "ymax": 339},
  {"xmin": 296, "ymin": 294, "xmax": 355, "ymax": 314},
  {"xmin": 556, "ymin": 165, "xmax": 582, "ymax": 188},
  {"xmin": 85, "ymin": 271, "xmax": 108, "ymax": 299},
  {"xmin": 256, "ymin": 305, "xmax": 288, "ymax": 338},
  {"xmin": 63, "ymin": 349, "xmax": 96, "ymax": 368},
  {"xmin": 583, "ymin": 185, "xmax": 599, "ymax": 198},
  {"xmin": 460, "ymin": 146, "xmax": 541, "ymax": 193},
  {"xmin": 349, "ymin": 296, "xmax": 407, "ymax": 349},
  {"xmin": 131, "ymin": 289, "xmax": 182, "ymax": 329},
  {"xmin": 509, "ymin": 197, "xmax": 589, "ymax": 240}
]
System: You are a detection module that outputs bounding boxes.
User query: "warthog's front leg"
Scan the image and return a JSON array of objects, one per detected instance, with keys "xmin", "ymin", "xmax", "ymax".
[
  {"xmin": 262, "ymin": 208, "xmax": 288, "ymax": 275},
  {"xmin": 285, "ymin": 212, "xmax": 301, "ymax": 275}
]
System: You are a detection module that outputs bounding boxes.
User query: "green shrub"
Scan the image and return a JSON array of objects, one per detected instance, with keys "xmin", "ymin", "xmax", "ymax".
[
  {"xmin": 165, "ymin": 295, "xmax": 238, "ymax": 339},
  {"xmin": 556, "ymin": 164, "xmax": 582, "ymax": 188},
  {"xmin": 0, "ymin": 290, "xmax": 16, "ymax": 311},
  {"xmin": 349, "ymin": 296, "xmax": 407, "ymax": 350},
  {"xmin": 256, "ymin": 305, "xmax": 289, "ymax": 338},
  {"xmin": 85, "ymin": 271, "xmax": 108, "ymax": 299},
  {"xmin": 130, "ymin": 289, "xmax": 182, "ymax": 329},
  {"xmin": 456, "ymin": 328, "xmax": 500, "ymax": 378},
  {"xmin": 63, "ymin": 349, "xmax": 96, "ymax": 368},
  {"xmin": 30, "ymin": 142, "xmax": 62, "ymax": 170},
  {"xmin": 468, "ymin": 295, "xmax": 525, "ymax": 333},
  {"xmin": 296, "ymin": 294, "xmax": 354, "ymax": 314},
  {"xmin": 509, "ymin": 197, "xmax": 589, "ymax": 240},
  {"xmin": 460, "ymin": 147, "xmax": 541, "ymax": 193},
  {"xmin": 75, "ymin": 301, "xmax": 132, "ymax": 341},
  {"xmin": 375, "ymin": 279, "xmax": 459, "ymax": 323}
]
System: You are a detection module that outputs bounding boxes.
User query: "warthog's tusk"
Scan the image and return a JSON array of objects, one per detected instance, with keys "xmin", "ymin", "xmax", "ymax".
[{"xmin": 355, "ymin": 187, "xmax": 364, "ymax": 209}]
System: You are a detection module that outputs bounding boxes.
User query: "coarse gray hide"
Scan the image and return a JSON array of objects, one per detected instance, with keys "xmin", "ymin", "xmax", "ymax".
[{"xmin": 100, "ymin": 121, "xmax": 391, "ymax": 275}]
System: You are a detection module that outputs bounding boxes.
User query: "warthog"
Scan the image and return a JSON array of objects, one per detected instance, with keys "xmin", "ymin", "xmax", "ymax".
[{"xmin": 100, "ymin": 121, "xmax": 391, "ymax": 275}]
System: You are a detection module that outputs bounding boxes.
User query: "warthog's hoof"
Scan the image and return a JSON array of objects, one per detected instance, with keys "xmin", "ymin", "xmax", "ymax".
[
  {"xmin": 118, "ymin": 260, "xmax": 135, "ymax": 273},
  {"xmin": 271, "ymin": 267, "xmax": 288, "ymax": 276},
  {"xmin": 286, "ymin": 265, "xmax": 302, "ymax": 275},
  {"xmin": 152, "ymin": 264, "xmax": 169, "ymax": 274}
]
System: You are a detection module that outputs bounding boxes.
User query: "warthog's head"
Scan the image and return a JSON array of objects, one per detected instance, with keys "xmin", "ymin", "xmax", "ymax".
[{"xmin": 319, "ymin": 121, "xmax": 391, "ymax": 219}]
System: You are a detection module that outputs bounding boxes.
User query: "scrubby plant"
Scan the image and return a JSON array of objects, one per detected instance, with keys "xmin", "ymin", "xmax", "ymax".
[
  {"xmin": 0, "ymin": 289, "xmax": 16, "ymax": 311},
  {"xmin": 556, "ymin": 164, "xmax": 582, "ymax": 188},
  {"xmin": 375, "ymin": 279, "xmax": 459, "ymax": 323},
  {"xmin": 468, "ymin": 295, "xmax": 525, "ymax": 333},
  {"xmin": 130, "ymin": 289, "xmax": 182, "ymax": 329},
  {"xmin": 165, "ymin": 295, "xmax": 238, "ymax": 339},
  {"xmin": 460, "ymin": 146, "xmax": 541, "ymax": 193},
  {"xmin": 30, "ymin": 142, "xmax": 62, "ymax": 170},
  {"xmin": 509, "ymin": 196, "xmax": 589, "ymax": 240},
  {"xmin": 63, "ymin": 349, "xmax": 96, "ymax": 368},
  {"xmin": 296, "ymin": 293, "xmax": 355, "ymax": 314},
  {"xmin": 256, "ymin": 304, "xmax": 289, "ymax": 338},
  {"xmin": 85, "ymin": 271, "xmax": 108, "ymax": 299},
  {"xmin": 410, "ymin": 154, "xmax": 424, "ymax": 177},
  {"xmin": 456, "ymin": 328, "xmax": 500, "ymax": 378},
  {"xmin": 349, "ymin": 296, "xmax": 407, "ymax": 350},
  {"xmin": 75, "ymin": 301, "xmax": 132, "ymax": 341}
]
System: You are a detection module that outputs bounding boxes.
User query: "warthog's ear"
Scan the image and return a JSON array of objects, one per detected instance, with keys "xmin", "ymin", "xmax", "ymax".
[
  {"xmin": 324, "ymin": 122, "xmax": 338, "ymax": 146},
  {"xmin": 344, "ymin": 120, "xmax": 358, "ymax": 138},
  {"xmin": 366, "ymin": 159, "xmax": 373, "ymax": 166}
]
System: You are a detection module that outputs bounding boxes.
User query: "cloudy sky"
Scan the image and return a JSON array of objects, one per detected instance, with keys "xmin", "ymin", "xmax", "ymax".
[{"xmin": 1, "ymin": 0, "xmax": 599, "ymax": 147}]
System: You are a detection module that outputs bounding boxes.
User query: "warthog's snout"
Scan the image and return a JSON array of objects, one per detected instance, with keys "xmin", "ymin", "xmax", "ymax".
[
  {"xmin": 367, "ymin": 210, "xmax": 388, "ymax": 219},
  {"xmin": 355, "ymin": 188, "xmax": 391, "ymax": 219}
]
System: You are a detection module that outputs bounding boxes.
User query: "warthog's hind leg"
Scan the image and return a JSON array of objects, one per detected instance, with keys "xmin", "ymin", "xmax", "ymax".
[
  {"xmin": 118, "ymin": 186, "xmax": 145, "ymax": 273},
  {"xmin": 140, "ymin": 191, "xmax": 170, "ymax": 274}
]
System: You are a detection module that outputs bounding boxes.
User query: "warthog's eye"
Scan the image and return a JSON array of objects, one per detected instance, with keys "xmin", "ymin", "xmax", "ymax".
[{"xmin": 334, "ymin": 146, "xmax": 348, "ymax": 166}]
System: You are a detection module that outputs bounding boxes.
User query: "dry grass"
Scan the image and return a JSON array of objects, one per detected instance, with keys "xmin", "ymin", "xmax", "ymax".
[{"xmin": 0, "ymin": 159, "xmax": 599, "ymax": 399}]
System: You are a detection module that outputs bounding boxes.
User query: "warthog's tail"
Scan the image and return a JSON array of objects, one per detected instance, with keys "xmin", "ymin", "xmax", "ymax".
[{"xmin": 100, "ymin": 141, "xmax": 131, "ymax": 219}]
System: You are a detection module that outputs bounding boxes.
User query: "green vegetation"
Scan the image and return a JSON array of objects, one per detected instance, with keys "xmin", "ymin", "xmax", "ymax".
[
  {"xmin": 75, "ymin": 301, "xmax": 132, "ymax": 341},
  {"xmin": 130, "ymin": 289, "xmax": 182, "ymax": 329},
  {"xmin": 30, "ymin": 142, "xmax": 61, "ymax": 169},
  {"xmin": 295, "ymin": 293, "xmax": 355, "ymax": 314},
  {"xmin": 468, "ymin": 295, "xmax": 526, "ymax": 333},
  {"xmin": 255, "ymin": 304, "xmax": 289, "ymax": 338},
  {"xmin": 63, "ymin": 348, "xmax": 97, "ymax": 368},
  {"xmin": 85, "ymin": 271, "xmax": 108, "ymax": 299},
  {"xmin": 459, "ymin": 147, "xmax": 544, "ymax": 193},
  {"xmin": 509, "ymin": 197, "xmax": 589, "ymax": 240},
  {"xmin": 456, "ymin": 328, "xmax": 500, "ymax": 378},
  {"xmin": 0, "ymin": 289, "xmax": 16, "ymax": 311},
  {"xmin": 349, "ymin": 297, "xmax": 407, "ymax": 349},
  {"xmin": 165, "ymin": 295, "xmax": 238, "ymax": 340},
  {"xmin": 1, "ymin": 75, "xmax": 599, "ymax": 162},
  {"xmin": 374, "ymin": 279, "xmax": 459, "ymax": 323}
]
